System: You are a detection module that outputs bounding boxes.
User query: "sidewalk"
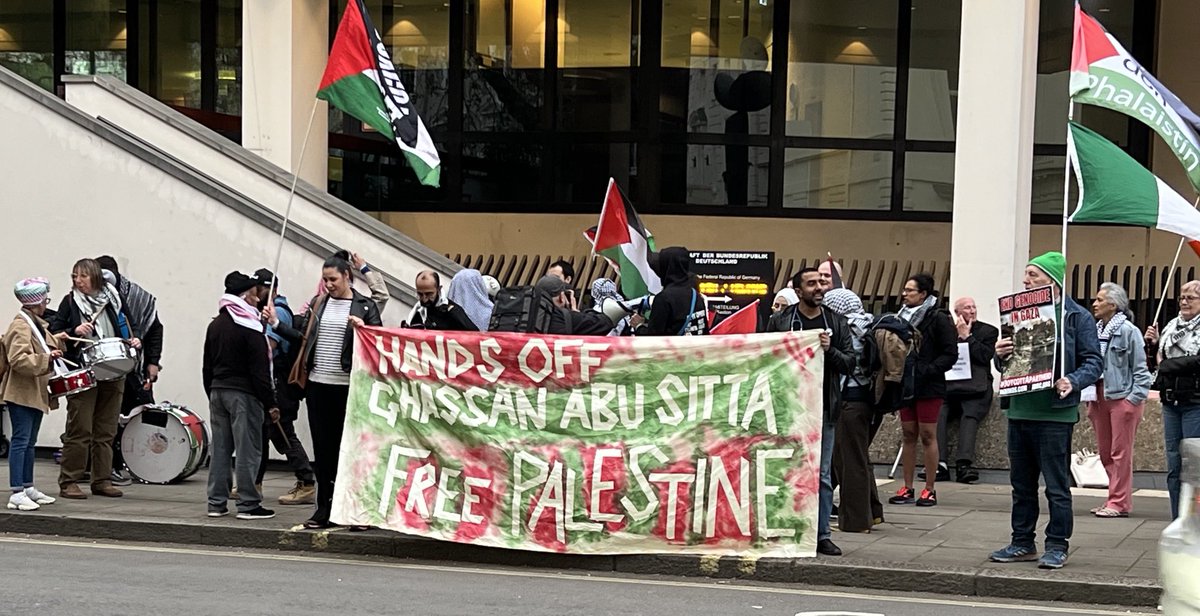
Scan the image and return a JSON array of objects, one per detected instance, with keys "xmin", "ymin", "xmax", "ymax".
[{"xmin": 0, "ymin": 460, "xmax": 1169, "ymax": 607}]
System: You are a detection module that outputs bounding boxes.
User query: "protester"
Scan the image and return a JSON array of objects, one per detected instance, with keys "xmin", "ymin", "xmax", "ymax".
[
  {"xmin": 3, "ymin": 278, "xmax": 64, "ymax": 511},
  {"xmin": 767, "ymin": 268, "xmax": 854, "ymax": 555},
  {"xmin": 889, "ymin": 274, "xmax": 958, "ymax": 507},
  {"xmin": 405, "ymin": 270, "xmax": 477, "ymax": 331},
  {"xmin": 254, "ymin": 269, "xmax": 316, "ymax": 506},
  {"xmin": 823, "ymin": 287, "xmax": 882, "ymax": 533},
  {"xmin": 547, "ymin": 259, "xmax": 577, "ymax": 310},
  {"xmin": 772, "ymin": 288, "xmax": 799, "ymax": 314},
  {"xmin": 535, "ymin": 275, "xmax": 618, "ymax": 336},
  {"xmin": 590, "ymin": 278, "xmax": 641, "ymax": 336},
  {"xmin": 446, "ymin": 269, "xmax": 494, "ymax": 332},
  {"xmin": 50, "ymin": 258, "xmax": 142, "ymax": 499},
  {"xmin": 481, "ymin": 275, "xmax": 501, "ymax": 299},
  {"xmin": 1145, "ymin": 279, "xmax": 1200, "ymax": 520},
  {"xmin": 641, "ymin": 247, "xmax": 709, "ymax": 336},
  {"xmin": 1085, "ymin": 283, "xmax": 1151, "ymax": 518},
  {"xmin": 95, "ymin": 255, "xmax": 163, "ymax": 487},
  {"xmin": 935, "ymin": 296, "xmax": 998, "ymax": 484},
  {"xmin": 279, "ymin": 252, "xmax": 382, "ymax": 529},
  {"xmin": 990, "ymin": 252, "xmax": 1102, "ymax": 569},
  {"xmin": 818, "ymin": 260, "xmax": 844, "ymax": 292},
  {"xmin": 202, "ymin": 271, "xmax": 277, "ymax": 520}
]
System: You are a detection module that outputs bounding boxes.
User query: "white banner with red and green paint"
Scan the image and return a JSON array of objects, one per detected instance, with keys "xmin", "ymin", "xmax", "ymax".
[{"xmin": 331, "ymin": 326, "xmax": 825, "ymax": 557}]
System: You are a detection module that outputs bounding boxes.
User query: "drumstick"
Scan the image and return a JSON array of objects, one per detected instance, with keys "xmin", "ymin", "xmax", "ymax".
[
  {"xmin": 65, "ymin": 336, "xmax": 94, "ymax": 344},
  {"xmin": 58, "ymin": 357, "xmax": 81, "ymax": 368}
]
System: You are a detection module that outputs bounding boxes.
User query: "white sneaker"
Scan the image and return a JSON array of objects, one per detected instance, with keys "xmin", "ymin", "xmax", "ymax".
[
  {"xmin": 7, "ymin": 492, "xmax": 40, "ymax": 511},
  {"xmin": 24, "ymin": 487, "xmax": 55, "ymax": 505}
]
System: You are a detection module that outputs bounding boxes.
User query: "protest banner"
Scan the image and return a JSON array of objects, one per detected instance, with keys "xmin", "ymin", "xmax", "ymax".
[
  {"xmin": 997, "ymin": 286, "xmax": 1059, "ymax": 396},
  {"xmin": 331, "ymin": 327, "xmax": 824, "ymax": 557}
]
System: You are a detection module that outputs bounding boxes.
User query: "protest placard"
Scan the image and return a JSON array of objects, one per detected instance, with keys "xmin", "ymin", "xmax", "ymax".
[
  {"xmin": 331, "ymin": 327, "xmax": 824, "ymax": 557},
  {"xmin": 997, "ymin": 286, "xmax": 1058, "ymax": 396}
]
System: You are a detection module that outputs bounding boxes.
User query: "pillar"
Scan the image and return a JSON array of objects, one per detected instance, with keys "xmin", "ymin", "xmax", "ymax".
[
  {"xmin": 242, "ymin": 0, "xmax": 329, "ymax": 189},
  {"xmin": 949, "ymin": 0, "xmax": 1040, "ymax": 325}
]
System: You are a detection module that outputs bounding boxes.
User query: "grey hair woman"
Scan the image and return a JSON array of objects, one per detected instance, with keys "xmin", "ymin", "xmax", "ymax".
[
  {"xmin": 1085, "ymin": 282, "xmax": 1150, "ymax": 518},
  {"xmin": 1146, "ymin": 279, "xmax": 1200, "ymax": 519}
]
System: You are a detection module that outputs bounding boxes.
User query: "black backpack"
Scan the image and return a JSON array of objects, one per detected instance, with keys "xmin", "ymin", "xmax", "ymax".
[{"xmin": 488, "ymin": 286, "xmax": 556, "ymax": 334}]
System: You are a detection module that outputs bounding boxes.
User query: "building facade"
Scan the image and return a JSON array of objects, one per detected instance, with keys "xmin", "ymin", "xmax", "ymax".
[{"xmin": 3, "ymin": 1, "xmax": 1199, "ymax": 311}]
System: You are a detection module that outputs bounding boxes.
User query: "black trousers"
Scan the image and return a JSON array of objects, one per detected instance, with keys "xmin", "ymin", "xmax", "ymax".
[
  {"xmin": 256, "ymin": 415, "xmax": 316, "ymax": 485},
  {"xmin": 938, "ymin": 390, "xmax": 993, "ymax": 466},
  {"xmin": 835, "ymin": 399, "xmax": 883, "ymax": 531},
  {"xmin": 306, "ymin": 381, "xmax": 350, "ymax": 524}
]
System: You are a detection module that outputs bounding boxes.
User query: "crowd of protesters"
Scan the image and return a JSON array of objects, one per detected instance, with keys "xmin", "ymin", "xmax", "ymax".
[{"xmin": 1, "ymin": 246, "xmax": 1192, "ymax": 572}]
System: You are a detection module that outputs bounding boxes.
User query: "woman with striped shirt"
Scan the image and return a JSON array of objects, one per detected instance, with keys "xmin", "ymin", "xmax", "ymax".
[{"xmin": 280, "ymin": 251, "xmax": 382, "ymax": 529}]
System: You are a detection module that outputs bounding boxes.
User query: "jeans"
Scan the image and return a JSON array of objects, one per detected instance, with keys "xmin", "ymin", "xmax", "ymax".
[
  {"xmin": 1163, "ymin": 401, "xmax": 1200, "ymax": 519},
  {"xmin": 307, "ymin": 381, "xmax": 350, "ymax": 524},
  {"xmin": 7, "ymin": 403, "xmax": 43, "ymax": 490},
  {"xmin": 206, "ymin": 388, "xmax": 265, "ymax": 513},
  {"xmin": 1008, "ymin": 419, "xmax": 1074, "ymax": 551},
  {"xmin": 818, "ymin": 421, "xmax": 836, "ymax": 542}
]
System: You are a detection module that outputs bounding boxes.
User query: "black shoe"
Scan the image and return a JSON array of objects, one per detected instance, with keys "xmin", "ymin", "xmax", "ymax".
[
  {"xmin": 935, "ymin": 462, "xmax": 951, "ymax": 482},
  {"xmin": 956, "ymin": 462, "xmax": 980, "ymax": 484},
  {"xmin": 916, "ymin": 488, "xmax": 938, "ymax": 507},
  {"xmin": 817, "ymin": 539, "xmax": 842, "ymax": 556},
  {"xmin": 888, "ymin": 486, "xmax": 916, "ymax": 505},
  {"xmin": 236, "ymin": 506, "xmax": 276, "ymax": 520}
]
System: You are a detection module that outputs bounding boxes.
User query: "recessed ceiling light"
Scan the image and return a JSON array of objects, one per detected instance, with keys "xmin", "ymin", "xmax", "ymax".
[
  {"xmin": 1099, "ymin": 7, "xmax": 1111, "ymax": 12},
  {"xmin": 856, "ymin": 25, "xmax": 867, "ymax": 30}
]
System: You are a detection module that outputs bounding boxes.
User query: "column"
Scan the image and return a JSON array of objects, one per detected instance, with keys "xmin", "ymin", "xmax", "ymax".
[
  {"xmin": 948, "ymin": 0, "xmax": 1040, "ymax": 326},
  {"xmin": 242, "ymin": 0, "xmax": 329, "ymax": 189}
]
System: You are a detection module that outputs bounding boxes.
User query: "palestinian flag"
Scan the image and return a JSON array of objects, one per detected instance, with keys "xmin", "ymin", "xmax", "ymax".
[
  {"xmin": 1071, "ymin": 3, "xmax": 1200, "ymax": 193},
  {"xmin": 584, "ymin": 179, "xmax": 662, "ymax": 298},
  {"xmin": 710, "ymin": 300, "xmax": 759, "ymax": 335},
  {"xmin": 1068, "ymin": 122, "xmax": 1200, "ymax": 241},
  {"xmin": 318, "ymin": 0, "xmax": 441, "ymax": 187}
]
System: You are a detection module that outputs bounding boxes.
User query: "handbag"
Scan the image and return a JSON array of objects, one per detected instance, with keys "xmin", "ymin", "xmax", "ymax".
[
  {"xmin": 1070, "ymin": 448, "xmax": 1109, "ymax": 488},
  {"xmin": 287, "ymin": 295, "xmax": 324, "ymax": 389}
]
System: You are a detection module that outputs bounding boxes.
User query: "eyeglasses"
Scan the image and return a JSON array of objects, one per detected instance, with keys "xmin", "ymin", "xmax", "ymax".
[
  {"xmin": 1181, "ymin": 295, "xmax": 1200, "ymax": 302},
  {"xmin": 901, "ymin": 288, "xmax": 919, "ymax": 294}
]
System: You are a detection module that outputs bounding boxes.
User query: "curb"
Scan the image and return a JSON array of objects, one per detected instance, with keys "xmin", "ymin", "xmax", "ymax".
[{"xmin": 0, "ymin": 512, "xmax": 1162, "ymax": 608}]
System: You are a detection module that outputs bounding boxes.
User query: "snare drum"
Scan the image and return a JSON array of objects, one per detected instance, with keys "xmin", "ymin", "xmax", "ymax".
[
  {"xmin": 48, "ymin": 368, "xmax": 98, "ymax": 398},
  {"xmin": 80, "ymin": 337, "xmax": 139, "ymax": 381},
  {"xmin": 121, "ymin": 403, "xmax": 210, "ymax": 484}
]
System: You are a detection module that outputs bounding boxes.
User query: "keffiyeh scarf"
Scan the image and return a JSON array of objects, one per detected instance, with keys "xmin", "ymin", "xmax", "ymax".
[
  {"xmin": 1096, "ymin": 312, "xmax": 1128, "ymax": 356},
  {"xmin": 1161, "ymin": 313, "xmax": 1200, "ymax": 359}
]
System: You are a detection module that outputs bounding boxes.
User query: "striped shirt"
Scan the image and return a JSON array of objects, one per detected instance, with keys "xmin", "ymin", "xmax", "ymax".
[{"xmin": 309, "ymin": 298, "xmax": 353, "ymax": 386}]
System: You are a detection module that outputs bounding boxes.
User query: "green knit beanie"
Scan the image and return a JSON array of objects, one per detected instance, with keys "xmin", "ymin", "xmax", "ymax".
[{"xmin": 1028, "ymin": 251, "xmax": 1066, "ymax": 288}]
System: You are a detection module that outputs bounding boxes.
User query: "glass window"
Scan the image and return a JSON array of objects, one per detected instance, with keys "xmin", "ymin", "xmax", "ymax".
[
  {"xmin": 662, "ymin": 144, "xmax": 768, "ymax": 207},
  {"xmin": 660, "ymin": 0, "xmax": 773, "ymax": 135},
  {"xmin": 902, "ymin": 151, "xmax": 954, "ymax": 212},
  {"xmin": 329, "ymin": 144, "xmax": 445, "ymax": 211},
  {"xmin": 782, "ymin": 148, "xmax": 893, "ymax": 210},
  {"xmin": 464, "ymin": 0, "xmax": 546, "ymax": 132},
  {"xmin": 786, "ymin": 1, "xmax": 898, "ymax": 139},
  {"xmin": 557, "ymin": 0, "xmax": 634, "ymax": 131},
  {"xmin": 66, "ymin": 0, "xmax": 128, "ymax": 82},
  {"xmin": 216, "ymin": 0, "xmax": 241, "ymax": 115},
  {"xmin": 906, "ymin": 0, "xmax": 959, "ymax": 142},
  {"xmin": 1035, "ymin": 0, "xmax": 1134, "ymax": 146},
  {"xmin": 0, "ymin": 1, "xmax": 54, "ymax": 91},
  {"xmin": 1031, "ymin": 155, "xmax": 1080, "ymax": 216},
  {"xmin": 383, "ymin": 0, "xmax": 450, "ymax": 132},
  {"xmin": 143, "ymin": 0, "xmax": 201, "ymax": 108},
  {"xmin": 556, "ymin": 143, "xmax": 634, "ymax": 203},
  {"xmin": 463, "ymin": 142, "xmax": 545, "ymax": 201}
]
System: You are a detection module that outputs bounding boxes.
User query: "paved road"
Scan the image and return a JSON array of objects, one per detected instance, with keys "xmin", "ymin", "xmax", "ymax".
[{"xmin": 0, "ymin": 536, "xmax": 1155, "ymax": 616}]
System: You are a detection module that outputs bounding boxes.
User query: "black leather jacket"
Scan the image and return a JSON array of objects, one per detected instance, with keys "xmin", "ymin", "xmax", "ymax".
[
  {"xmin": 766, "ymin": 304, "xmax": 856, "ymax": 424},
  {"xmin": 275, "ymin": 290, "xmax": 383, "ymax": 375}
]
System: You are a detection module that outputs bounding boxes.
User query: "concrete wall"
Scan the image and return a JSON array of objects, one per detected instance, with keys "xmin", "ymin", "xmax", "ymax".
[{"xmin": 0, "ymin": 70, "xmax": 420, "ymax": 450}]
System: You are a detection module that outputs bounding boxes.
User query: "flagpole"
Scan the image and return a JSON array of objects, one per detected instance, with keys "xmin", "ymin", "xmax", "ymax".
[
  {"xmin": 1058, "ymin": 102, "xmax": 1076, "ymax": 396},
  {"xmin": 270, "ymin": 99, "xmax": 321, "ymax": 297},
  {"xmin": 591, "ymin": 178, "xmax": 614, "ymax": 261},
  {"xmin": 1150, "ymin": 195, "xmax": 1200, "ymax": 328}
]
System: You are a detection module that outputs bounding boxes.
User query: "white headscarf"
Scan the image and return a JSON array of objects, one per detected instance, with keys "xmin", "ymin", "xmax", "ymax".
[{"xmin": 447, "ymin": 269, "xmax": 494, "ymax": 331}]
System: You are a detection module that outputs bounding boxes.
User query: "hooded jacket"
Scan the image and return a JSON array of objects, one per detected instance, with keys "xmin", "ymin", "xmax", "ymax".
[
  {"xmin": 766, "ymin": 303, "xmax": 855, "ymax": 424},
  {"xmin": 642, "ymin": 247, "xmax": 709, "ymax": 336}
]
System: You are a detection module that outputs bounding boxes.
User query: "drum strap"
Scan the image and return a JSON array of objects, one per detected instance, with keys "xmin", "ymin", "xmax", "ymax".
[{"xmin": 18, "ymin": 311, "xmax": 67, "ymax": 377}]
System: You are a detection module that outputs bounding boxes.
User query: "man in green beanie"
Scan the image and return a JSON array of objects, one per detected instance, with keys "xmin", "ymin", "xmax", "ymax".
[{"xmin": 989, "ymin": 251, "xmax": 1102, "ymax": 570}]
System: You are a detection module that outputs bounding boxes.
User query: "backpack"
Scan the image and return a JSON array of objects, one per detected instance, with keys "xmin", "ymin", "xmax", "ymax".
[
  {"xmin": 866, "ymin": 314, "xmax": 921, "ymax": 413},
  {"xmin": 488, "ymin": 286, "xmax": 556, "ymax": 334}
]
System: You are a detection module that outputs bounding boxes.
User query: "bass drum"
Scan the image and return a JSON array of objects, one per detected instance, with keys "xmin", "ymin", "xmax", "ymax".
[{"xmin": 120, "ymin": 403, "xmax": 210, "ymax": 484}]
